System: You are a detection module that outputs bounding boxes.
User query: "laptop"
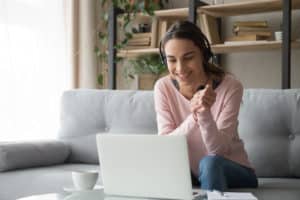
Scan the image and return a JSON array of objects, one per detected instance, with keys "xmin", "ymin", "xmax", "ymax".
[{"xmin": 96, "ymin": 134, "xmax": 202, "ymax": 200}]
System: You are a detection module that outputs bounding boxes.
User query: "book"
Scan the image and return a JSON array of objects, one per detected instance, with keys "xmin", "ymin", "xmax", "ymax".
[
  {"xmin": 150, "ymin": 18, "xmax": 158, "ymax": 48},
  {"xmin": 123, "ymin": 45, "xmax": 151, "ymax": 50},
  {"xmin": 127, "ymin": 42, "xmax": 150, "ymax": 46},
  {"xmin": 129, "ymin": 36, "xmax": 151, "ymax": 40},
  {"xmin": 160, "ymin": 20, "xmax": 168, "ymax": 40},
  {"xmin": 128, "ymin": 37, "xmax": 151, "ymax": 43},
  {"xmin": 200, "ymin": 14, "xmax": 221, "ymax": 45},
  {"xmin": 237, "ymin": 31, "xmax": 272, "ymax": 37},
  {"xmin": 223, "ymin": 40, "xmax": 269, "ymax": 45},
  {"xmin": 233, "ymin": 26, "xmax": 271, "ymax": 33},
  {"xmin": 131, "ymin": 32, "xmax": 152, "ymax": 39},
  {"xmin": 156, "ymin": 19, "xmax": 169, "ymax": 47},
  {"xmin": 226, "ymin": 34, "xmax": 269, "ymax": 42},
  {"xmin": 233, "ymin": 21, "xmax": 268, "ymax": 28},
  {"xmin": 127, "ymin": 42, "xmax": 151, "ymax": 46}
]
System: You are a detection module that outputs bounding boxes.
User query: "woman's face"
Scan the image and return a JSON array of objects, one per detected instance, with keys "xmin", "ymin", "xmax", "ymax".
[{"xmin": 164, "ymin": 38, "xmax": 206, "ymax": 86}]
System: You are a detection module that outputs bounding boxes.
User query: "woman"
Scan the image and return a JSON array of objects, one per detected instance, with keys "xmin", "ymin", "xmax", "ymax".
[{"xmin": 154, "ymin": 21, "xmax": 258, "ymax": 191}]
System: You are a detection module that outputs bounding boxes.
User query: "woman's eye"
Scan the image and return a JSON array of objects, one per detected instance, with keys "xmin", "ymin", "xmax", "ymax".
[
  {"xmin": 167, "ymin": 60, "xmax": 176, "ymax": 63},
  {"xmin": 184, "ymin": 56, "xmax": 193, "ymax": 60}
]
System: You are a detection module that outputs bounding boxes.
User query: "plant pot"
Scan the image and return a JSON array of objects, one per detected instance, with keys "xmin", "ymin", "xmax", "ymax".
[
  {"xmin": 137, "ymin": 72, "xmax": 168, "ymax": 90},
  {"xmin": 138, "ymin": 74, "xmax": 158, "ymax": 90}
]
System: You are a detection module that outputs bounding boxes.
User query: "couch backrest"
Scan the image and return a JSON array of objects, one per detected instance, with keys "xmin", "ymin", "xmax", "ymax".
[
  {"xmin": 58, "ymin": 89, "xmax": 157, "ymax": 164},
  {"xmin": 59, "ymin": 89, "xmax": 300, "ymax": 178},
  {"xmin": 238, "ymin": 89, "xmax": 300, "ymax": 178}
]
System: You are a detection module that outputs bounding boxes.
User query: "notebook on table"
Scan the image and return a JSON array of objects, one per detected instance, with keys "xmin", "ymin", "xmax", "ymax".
[{"xmin": 207, "ymin": 190, "xmax": 258, "ymax": 200}]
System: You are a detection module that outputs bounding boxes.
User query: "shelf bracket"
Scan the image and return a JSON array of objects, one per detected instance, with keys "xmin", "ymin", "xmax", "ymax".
[
  {"xmin": 282, "ymin": 0, "xmax": 292, "ymax": 89},
  {"xmin": 108, "ymin": 6, "xmax": 123, "ymax": 89},
  {"xmin": 188, "ymin": 0, "xmax": 206, "ymax": 23}
]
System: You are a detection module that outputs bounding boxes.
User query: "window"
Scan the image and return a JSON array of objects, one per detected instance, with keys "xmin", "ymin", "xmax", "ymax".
[{"xmin": 0, "ymin": 0, "xmax": 71, "ymax": 141}]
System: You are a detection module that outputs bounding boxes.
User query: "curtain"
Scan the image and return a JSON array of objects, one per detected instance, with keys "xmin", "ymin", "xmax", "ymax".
[
  {"xmin": 0, "ymin": 0, "xmax": 72, "ymax": 141},
  {"xmin": 65, "ymin": 0, "xmax": 98, "ymax": 88}
]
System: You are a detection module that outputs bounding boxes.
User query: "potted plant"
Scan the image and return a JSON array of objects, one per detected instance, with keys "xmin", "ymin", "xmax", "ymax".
[
  {"xmin": 95, "ymin": 0, "xmax": 168, "ymax": 87},
  {"xmin": 123, "ymin": 54, "xmax": 168, "ymax": 89}
]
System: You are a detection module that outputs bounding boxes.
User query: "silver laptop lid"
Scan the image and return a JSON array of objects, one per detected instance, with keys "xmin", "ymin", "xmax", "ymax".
[{"xmin": 96, "ymin": 134, "xmax": 193, "ymax": 200}]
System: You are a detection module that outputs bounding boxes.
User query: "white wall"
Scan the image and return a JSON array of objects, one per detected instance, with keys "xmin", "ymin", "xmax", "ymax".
[{"xmin": 167, "ymin": 0, "xmax": 300, "ymax": 89}]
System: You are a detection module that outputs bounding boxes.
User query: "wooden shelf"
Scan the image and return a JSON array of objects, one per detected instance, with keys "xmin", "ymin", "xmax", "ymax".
[
  {"xmin": 198, "ymin": 0, "xmax": 300, "ymax": 17},
  {"xmin": 118, "ymin": 8, "xmax": 188, "ymax": 20},
  {"xmin": 212, "ymin": 40, "xmax": 300, "ymax": 53},
  {"xmin": 121, "ymin": 0, "xmax": 300, "ymax": 19},
  {"xmin": 118, "ymin": 48, "xmax": 159, "ymax": 58},
  {"xmin": 154, "ymin": 8, "xmax": 188, "ymax": 18},
  {"xmin": 117, "ymin": 41, "xmax": 300, "ymax": 57}
]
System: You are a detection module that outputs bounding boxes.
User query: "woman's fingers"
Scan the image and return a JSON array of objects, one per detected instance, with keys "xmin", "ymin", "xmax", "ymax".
[{"xmin": 191, "ymin": 83, "xmax": 216, "ymax": 114}]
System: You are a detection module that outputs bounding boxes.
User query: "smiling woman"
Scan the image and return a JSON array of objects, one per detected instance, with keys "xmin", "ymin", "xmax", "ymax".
[
  {"xmin": 0, "ymin": 0, "xmax": 71, "ymax": 141},
  {"xmin": 154, "ymin": 20, "xmax": 258, "ymax": 192}
]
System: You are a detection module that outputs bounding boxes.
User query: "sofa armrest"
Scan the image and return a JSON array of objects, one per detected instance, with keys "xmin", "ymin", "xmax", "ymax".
[{"xmin": 0, "ymin": 140, "xmax": 70, "ymax": 172}]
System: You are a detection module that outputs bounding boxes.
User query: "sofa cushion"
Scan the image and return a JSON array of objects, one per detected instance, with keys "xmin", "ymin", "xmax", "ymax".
[
  {"xmin": 0, "ymin": 140, "xmax": 70, "ymax": 172},
  {"xmin": 230, "ymin": 178, "xmax": 300, "ymax": 200},
  {"xmin": 63, "ymin": 134, "xmax": 99, "ymax": 164},
  {"xmin": 59, "ymin": 89, "xmax": 157, "ymax": 138},
  {"xmin": 238, "ymin": 89, "xmax": 300, "ymax": 177},
  {"xmin": 59, "ymin": 89, "xmax": 157, "ymax": 163}
]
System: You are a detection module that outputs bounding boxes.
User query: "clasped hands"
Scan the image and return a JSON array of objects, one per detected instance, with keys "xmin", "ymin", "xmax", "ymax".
[{"xmin": 190, "ymin": 83, "xmax": 216, "ymax": 117}]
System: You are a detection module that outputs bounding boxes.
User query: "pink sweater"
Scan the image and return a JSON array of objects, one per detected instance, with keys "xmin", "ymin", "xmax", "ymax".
[{"xmin": 154, "ymin": 74, "xmax": 253, "ymax": 176}]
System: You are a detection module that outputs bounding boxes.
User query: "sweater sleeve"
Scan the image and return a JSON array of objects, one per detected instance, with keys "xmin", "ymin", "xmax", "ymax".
[
  {"xmin": 197, "ymin": 81, "xmax": 243, "ymax": 155},
  {"xmin": 154, "ymin": 80, "xmax": 198, "ymax": 136}
]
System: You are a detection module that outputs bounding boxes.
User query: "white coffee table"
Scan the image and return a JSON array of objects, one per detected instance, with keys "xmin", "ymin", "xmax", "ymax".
[
  {"xmin": 17, "ymin": 189, "xmax": 206, "ymax": 200},
  {"xmin": 17, "ymin": 190, "xmax": 176, "ymax": 200},
  {"xmin": 17, "ymin": 190, "xmax": 104, "ymax": 200}
]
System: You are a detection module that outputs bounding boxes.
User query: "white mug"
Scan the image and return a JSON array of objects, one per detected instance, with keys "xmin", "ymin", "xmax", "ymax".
[
  {"xmin": 71, "ymin": 170, "xmax": 99, "ymax": 190},
  {"xmin": 275, "ymin": 31, "xmax": 282, "ymax": 41}
]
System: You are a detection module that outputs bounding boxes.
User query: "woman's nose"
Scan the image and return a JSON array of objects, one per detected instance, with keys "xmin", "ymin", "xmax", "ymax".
[{"xmin": 175, "ymin": 60, "xmax": 184, "ymax": 73}]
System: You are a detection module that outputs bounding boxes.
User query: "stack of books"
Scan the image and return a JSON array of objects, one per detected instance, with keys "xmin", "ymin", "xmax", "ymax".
[
  {"xmin": 126, "ymin": 32, "xmax": 152, "ymax": 49},
  {"xmin": 225, "ymin": 21, "xmax": 272, "ymax": 44},
  {"xmin": 198, "ymin": 14, "xmax": 221, "ymax": 45}
]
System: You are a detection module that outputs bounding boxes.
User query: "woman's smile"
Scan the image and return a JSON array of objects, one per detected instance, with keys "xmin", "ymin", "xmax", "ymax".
[{"xmin": 175, "ymin": 71, "xmax": 192, "ymax": 82}]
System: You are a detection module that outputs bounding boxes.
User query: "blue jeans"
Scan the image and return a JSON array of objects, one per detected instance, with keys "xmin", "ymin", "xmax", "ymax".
[{"xmin": 195, "ymin": 155, "xmax": 258, "ymax": 191}]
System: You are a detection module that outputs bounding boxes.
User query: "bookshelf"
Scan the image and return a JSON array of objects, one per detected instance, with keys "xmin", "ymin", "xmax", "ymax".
[
  {"xmin": 197, "ymin": 0, "xmax": 300, "ymax": 89},
  {"xmin": 107, "ymin": 0, "xmax": 299, "ymax": 89},
  {"xmin": 115, "ymin": 1, "xmax": 300, "ymax": 56},
  {"xmin": 197, "ymin": 0, "xmax": 300, "ymax": 17}
]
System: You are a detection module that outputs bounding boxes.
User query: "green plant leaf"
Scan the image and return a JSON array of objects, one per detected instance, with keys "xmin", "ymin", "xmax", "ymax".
[
  {"xmin": 97, "ymin": 73, "xmax": 104, "ymax": 86},
  {"xmin": 128, "ymin": 74, "xmax": 135, "ymax": 79},
  {"xmin": 124, "ymin": 54, "xmax": 167, "ymax": 79},
  {"xmin": 115, "ymin": 56, "xmax": 123, "ymax": 62},
  {"xmin": 96, "ymin": 0, "xmax": 164, "ymax": 86},
  {"xmin": 125, "ymin": 32, "xmax": 133, "ymax": 39},
  {"xmin": 94, "ymin": 46, "xmax": 99, "ymax": 53},
  {"xmin": 100, "ymin": 0, "xmax": 107, "ymax": 8}
]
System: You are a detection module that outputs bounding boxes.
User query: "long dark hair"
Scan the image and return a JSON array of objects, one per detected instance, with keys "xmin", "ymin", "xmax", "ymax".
[{"xmin": 160, "ymin": 20, "xmax": 225, "ymax": 79}]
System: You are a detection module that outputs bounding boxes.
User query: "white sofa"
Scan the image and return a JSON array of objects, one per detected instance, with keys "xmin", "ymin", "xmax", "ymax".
[{"xmin": 0, "ymin": 89, "xmax": 300, "ymax": 200}]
